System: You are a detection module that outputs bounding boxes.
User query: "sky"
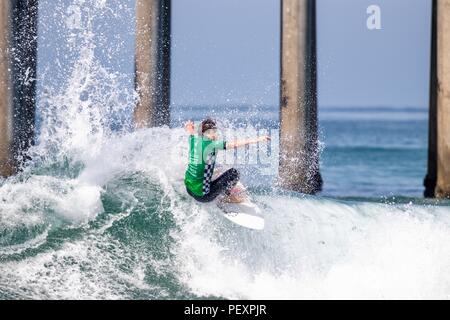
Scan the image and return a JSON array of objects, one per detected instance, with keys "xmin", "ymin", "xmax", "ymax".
[
  {"xmin": 37, "ymin": 0, "xmax": 433, "ymax": 114},
  {"xmin": 172, "ymin": 0, "xmax": 432, "ymax": 109},
  {"xmin": 171, "ymin": 0, "xmax": 280, "ymax": 109},
  {"xmin": 317, "ymin": 0, "xmax": 431, "ymax": 108}
]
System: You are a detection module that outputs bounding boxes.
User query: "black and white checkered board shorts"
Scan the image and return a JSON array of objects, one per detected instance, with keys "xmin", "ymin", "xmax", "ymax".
[{"xmin": 202, "ymin": 151, "xmax": 217, "ymax": 195}]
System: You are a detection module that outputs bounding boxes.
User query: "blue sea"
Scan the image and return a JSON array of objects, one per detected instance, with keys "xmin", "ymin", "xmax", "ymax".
[{"xmin": 319, "ymin": 107, "xmax": 429, "ymax": 198}]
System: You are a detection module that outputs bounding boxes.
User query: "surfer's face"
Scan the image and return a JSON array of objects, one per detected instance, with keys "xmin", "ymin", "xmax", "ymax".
[{"xmin": 204, "ymin": 129, "xmax": 218, "ymax": 140}]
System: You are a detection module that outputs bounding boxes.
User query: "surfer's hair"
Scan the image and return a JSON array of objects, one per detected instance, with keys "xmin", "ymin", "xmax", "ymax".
[{"xmin": 200, "ymin": 118, "xmax": 217, "ymax": 135}]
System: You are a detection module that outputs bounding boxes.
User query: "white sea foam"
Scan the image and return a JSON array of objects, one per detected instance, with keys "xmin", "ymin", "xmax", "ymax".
[{"xmin": 175, "ymin": 196, "xmax": 450, "ymax": 299}]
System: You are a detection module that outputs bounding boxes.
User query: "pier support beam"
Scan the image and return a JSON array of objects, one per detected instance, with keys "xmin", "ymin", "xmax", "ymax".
[
  {"xmin": 0, "ymin": 1, "xmax": 14, "ymax": 176},
  {"xmin": 0, "ymin": 0, "xmax": 38, "ymax": 176},
  {"xmin": 425, "ymin": 0, "xmax": 450, "ymax": 198},
  {"xmin": 435, "ymin": 0, "xmax": 450, "ymax": 198},
  {"xmin": 279, "ymin": 0, "xmax": 322, "ymax": 194},
  {"xmin": 134, "ymin": 0, "xmax": 171, "ymax": 128}
]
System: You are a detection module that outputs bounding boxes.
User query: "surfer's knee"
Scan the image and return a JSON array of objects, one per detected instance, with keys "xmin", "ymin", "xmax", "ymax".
[{"xmin": 229, "ymin": 168, "xmax": 240, "ymax": 179}]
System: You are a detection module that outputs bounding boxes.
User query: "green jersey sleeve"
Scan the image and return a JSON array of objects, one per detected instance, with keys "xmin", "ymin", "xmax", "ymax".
[{"xmin": 211, "ymin": 140, "xmax": 227, "ymax": 150}]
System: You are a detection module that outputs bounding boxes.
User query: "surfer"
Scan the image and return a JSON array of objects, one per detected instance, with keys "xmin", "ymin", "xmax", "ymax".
[{"xmin": 184, "ymin": 118, "xmax": 270, "ymax": 203}]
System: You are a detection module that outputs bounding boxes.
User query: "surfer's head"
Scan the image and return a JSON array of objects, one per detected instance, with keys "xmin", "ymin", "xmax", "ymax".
[{"xmin": 200, "ymin": 118, "xmax": 218, "ymax": 140}]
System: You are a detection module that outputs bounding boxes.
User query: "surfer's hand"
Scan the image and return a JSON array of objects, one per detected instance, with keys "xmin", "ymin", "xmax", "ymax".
[
  {"xmin": 185, "ymin": 120, "xmax": 195, "ymax": 134},
  {"xmin": 259, "ymin": 135, "xmax": 271, "ymax": 142},
  {"xmin": 228, "ymin": 136, "xmax": 270, "ymax": 149}
]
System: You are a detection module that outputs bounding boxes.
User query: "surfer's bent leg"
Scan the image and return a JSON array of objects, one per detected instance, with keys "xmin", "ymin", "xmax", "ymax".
[
  {"xmin": 206, "ymin": 168, "xmax": 240, "ymax": 199},
  {"xmin": 188, "ymin": 169, "xmax": 240, "ymax": 203}
]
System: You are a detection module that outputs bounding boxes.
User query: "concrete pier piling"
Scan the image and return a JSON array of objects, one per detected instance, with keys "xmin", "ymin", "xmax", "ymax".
[
  {"xmin": 279, "ymin": 0, "xmax": 322, "ymax": 194},
  {"xmin": 134, "ymin": 0, "xmax": 171, "ymax": 128},
  {"xmin": 425, "ymin": 0, "xmax": 438, "ymax": 198},
  {"xmin": 426, "ymin": 0, "xmax": 450, "ymax": 198},
  {"xmin": 0, "ymin": 1, "xmax": 14, "ymax": 176},
  {"xmin": 0, "ymin": 0, "xmax": 38, "ymax": 176},
  {"xmin": 435, "ymin": 0, "xmax": 450, "ymax": 198}
]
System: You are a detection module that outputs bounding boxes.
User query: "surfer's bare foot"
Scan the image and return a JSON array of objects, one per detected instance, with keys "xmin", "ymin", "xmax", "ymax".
[
  {"xmin": 225, "ymin": 191, "xmax": 246, "ymax": 203},
  {"xmin": 224, "ymin": 196, "xmax": 246, "ymax": 204},
  {"xmin": 220, "ymin": 185, "xmax": 247, "ymax": 203}
]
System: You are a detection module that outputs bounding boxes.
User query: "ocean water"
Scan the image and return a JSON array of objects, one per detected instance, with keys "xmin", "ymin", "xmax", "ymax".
[
  {"xmin": 1, "ymin": 0, "xmax": 450, "ymax": 300},
  {"xmin": 320, "ymin": 108, "xmax": 429, "ymax": 198}
]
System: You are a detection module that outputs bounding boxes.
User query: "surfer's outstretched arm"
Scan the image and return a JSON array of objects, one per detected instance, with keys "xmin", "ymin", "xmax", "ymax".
[{"xmin": 227, "ymin": 136, "xmax": 270, "ymax": 149}]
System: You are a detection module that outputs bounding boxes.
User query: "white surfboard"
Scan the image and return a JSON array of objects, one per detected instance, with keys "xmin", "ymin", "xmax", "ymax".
[
  {"xmin": 217, "ymin": 200, "xmax": 265, "ymax": 230},
  {"xmin": 211, "ymin": 172, "xmax": 264, "ymax": 230}
]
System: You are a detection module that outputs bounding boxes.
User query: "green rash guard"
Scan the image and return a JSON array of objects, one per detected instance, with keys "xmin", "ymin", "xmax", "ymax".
[{"xmin": 184, "ymin": 135, "xmax": 227, "ymax": 197}]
